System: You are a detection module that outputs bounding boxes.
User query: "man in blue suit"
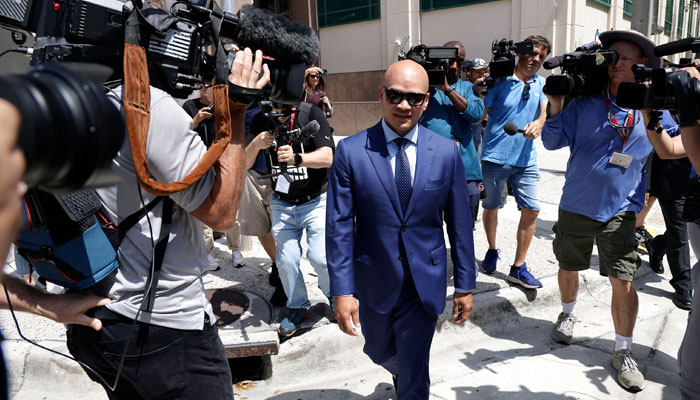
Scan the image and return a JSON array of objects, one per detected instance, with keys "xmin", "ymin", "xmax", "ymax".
[{"xmin": 326, "ymin": 60, "xmax": 477, "ymax": 399}]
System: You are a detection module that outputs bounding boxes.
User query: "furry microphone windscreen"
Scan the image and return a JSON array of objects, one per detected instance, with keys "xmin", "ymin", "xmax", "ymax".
[{"xmin": 235, "ymin": 5, "xmax": 320, "ymax": 66}]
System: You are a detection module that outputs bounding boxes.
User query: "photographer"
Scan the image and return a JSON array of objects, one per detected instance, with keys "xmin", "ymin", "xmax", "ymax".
[
  {"xmin": 465, "ymin": 58, "xmax": 490, "ymax": 155},
  {"xmin": 61, "ymin": 48, "xmax": 270, "ymax": 399},
  {"xmin": 480, "ymin": 35, "xmax": 550, "ymax": 289},
  {"xmin": 541, "ymin": 30, "xmax": 671, "ymax": 392},
  {"xmin": 250, "ymin": 102, "xmax": 334, "ymax": 338},
  {"xmin": 419, "ymin": 41, "xmax": 484, "ymax": 229}
]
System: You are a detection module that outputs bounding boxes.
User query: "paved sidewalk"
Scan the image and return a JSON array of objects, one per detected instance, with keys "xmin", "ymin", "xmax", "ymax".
[{"xmin": 1, "ymin": 139, "xmax": 692, "ymax": 399}]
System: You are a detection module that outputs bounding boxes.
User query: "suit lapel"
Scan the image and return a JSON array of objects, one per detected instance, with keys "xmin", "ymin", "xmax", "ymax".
[
  {"xmin": 365, "ymin": 123, "xmax": 402, "ymax": 220},
  {"xmin": 404, "ymin": 126, "xmax": 436, "ymax": 221}
]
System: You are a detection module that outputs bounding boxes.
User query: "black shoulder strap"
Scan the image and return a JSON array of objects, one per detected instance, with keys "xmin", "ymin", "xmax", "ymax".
[
  {"xmin": 296, "ymin": 102, "xmax": 312, "ymax": 128},
  {"xmin": 140, "ymin": 196, "xmax": 174, "ymax": 313},
  {"xmin": 117, "ymin": 196, "xmax": 165, "ymax": 241}
]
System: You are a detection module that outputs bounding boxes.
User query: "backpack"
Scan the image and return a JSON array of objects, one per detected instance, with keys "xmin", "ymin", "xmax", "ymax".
[{"xmin": 15, "ymin": 188, "xmax": 171, "ymax": 294}]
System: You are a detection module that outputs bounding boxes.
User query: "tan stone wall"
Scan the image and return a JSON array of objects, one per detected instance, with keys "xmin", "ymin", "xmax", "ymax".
[{"xmin": 325, "ymin": 71, "xmax": 384, "ymax": 136}]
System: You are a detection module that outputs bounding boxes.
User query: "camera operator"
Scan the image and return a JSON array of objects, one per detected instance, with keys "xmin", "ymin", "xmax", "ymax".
[
  {"xmin": 419, "ymin": 41, "xmax": 484, "ymax": 229},
  {"xmin": 480, "ymin": 35, "xmax": 551, "ymax": 289},
  {"xmin": 465, "ymin": 58, "xmax": 490, "ymax": 154},
  {"xmin": 250, "ymin": 102, "xmax": 334, "ymax": 338},
  {"xmin": 541, "ymin": 30, "xmax": 674, "ymax": 392},
  {"xmin": 59, "ymin": 48, "xmax": 270, "ymax": 399}
]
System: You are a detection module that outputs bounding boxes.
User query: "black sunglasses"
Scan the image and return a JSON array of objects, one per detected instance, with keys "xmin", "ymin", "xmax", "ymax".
[
  {"xmin": 308, "ymin": 74, "xmax": 320, "ymax": 79},
  {"xmin": 383, "ymin": 87, "xmax": 428, "ymax": 106},
  {"xmin": 522, "ymin": 82, "xmax": 531, "ymax": 101}
]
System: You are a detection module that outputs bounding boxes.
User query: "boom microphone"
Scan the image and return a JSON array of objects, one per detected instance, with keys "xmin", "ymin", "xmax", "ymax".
[
  {"xmin": 504, "ymin": 122, "xmax": 525, "ymax": 136},
  {"xmin": 221, "ymin": 5, "xmax": 320, "ymax": 66},
  {"xmin": 299, "ymin": 120, "xmax": 320, "ymax": 140},
  {"xmin": 654, "ymin": 37, "xmax": 700, "ymax": 57},
  {"xmin": 544, "ymin": 56, "xmax": 564, "ymax": 70}
]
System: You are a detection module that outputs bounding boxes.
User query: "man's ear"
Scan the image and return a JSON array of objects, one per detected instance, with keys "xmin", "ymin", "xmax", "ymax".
[{"xmin": 378, "ymin": 86, "xmax": 384, "ymax": 102}]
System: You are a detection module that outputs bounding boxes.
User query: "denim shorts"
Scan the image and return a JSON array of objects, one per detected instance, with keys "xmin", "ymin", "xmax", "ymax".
[{"xmin": 481, "ymin": 161, "xmax": 540, "ymax": 211}]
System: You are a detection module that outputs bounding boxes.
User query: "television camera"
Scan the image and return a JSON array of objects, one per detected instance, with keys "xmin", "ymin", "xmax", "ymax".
[
  {"xmin": 399, "ymin": 44, "xmax": 459, "ymax": 87},
  {"xmin": 543, "ymin": 42, "xmax": 617, "ymax": 97},
  {"xmin": 489, "ymin": 39, "xmax": 533, "ymax": 77}
]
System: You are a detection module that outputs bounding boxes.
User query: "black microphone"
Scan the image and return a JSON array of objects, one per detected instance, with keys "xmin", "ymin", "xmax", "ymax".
[
  {"xmin": 221, "ymin": 5, "xmax": 320, "ymax": 66},
  {"xmin": 654, "ymin": 37, "xmax": 700, "ymax": 57},
  {"xmin": 576, "ymin": 40, "xmax": 601, "ymax": 51},
  {"xmin": 299, "ymin": 120, "xmax": 321, "ymax": 141},
  {"xmin": 504, "ymin": 122, "xmax": 525, "ymax": 136},
  {"xmin": 544, "ymin": 56, "xmax": 564, "ymax": 70}
]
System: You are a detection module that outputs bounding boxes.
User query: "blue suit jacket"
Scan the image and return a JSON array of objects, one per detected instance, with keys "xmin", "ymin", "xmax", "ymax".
[{"xmin": 326, "ymin": 122, "xmax": 477, "ymax": 317}]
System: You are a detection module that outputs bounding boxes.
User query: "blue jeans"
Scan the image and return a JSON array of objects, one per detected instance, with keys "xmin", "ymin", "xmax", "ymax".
[
  {"xmin": 270, "ymin": 193, "xmax": 330, "ymax": 309},
  {"xmin": 481, "ymin": 161, "xmax": 540, "ymax": 211}
]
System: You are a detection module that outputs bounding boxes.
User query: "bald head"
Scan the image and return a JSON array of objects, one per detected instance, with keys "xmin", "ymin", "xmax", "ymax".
[
  {"xmin": 379, "ymin": 60, "xmax": 430, "ymax": 136},
  {"xmin": 382, "ymin": 60, "xmax": 429, "ymax": 92}
]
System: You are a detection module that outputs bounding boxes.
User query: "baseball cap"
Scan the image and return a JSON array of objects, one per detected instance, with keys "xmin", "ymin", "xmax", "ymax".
[
  {"xmin": 598, "ymin": 29, "xmax": 660, "ymax": 68},
  {"xmin": 471, "ymin": 58, "xmax": 487, "ymax": 70}
]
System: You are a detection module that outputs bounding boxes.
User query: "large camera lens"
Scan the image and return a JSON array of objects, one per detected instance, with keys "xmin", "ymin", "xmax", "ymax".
[
  {"xmin": 0, "ymin": 63, "xmax": 124, "ymax": 192},
  {"xmin": 543, "ymin": 75, "xmax": 575, "ymax": 96}
]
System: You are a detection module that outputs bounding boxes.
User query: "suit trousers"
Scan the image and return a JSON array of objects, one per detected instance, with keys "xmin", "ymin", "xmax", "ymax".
[
  {"xmin": 654, "ymin": 197, "xmax": 692, "ymax": 292},
  {"xmin": 359, "ymin": 270, "xmax": 437, "ymax": 400}
]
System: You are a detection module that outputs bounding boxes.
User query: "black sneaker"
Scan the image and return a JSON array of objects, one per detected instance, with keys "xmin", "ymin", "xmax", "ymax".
[
  {"xmin": 673, "ymin": 290, "xmax": 692, "ymax": 311},
  {"xmin": 648, "ymin": 236, "xmax": 665, "ymax": 274}
]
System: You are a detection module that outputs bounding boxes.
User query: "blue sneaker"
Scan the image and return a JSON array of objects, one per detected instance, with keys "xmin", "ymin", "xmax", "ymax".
[
  {"xmin": 507, "ymin": 263, "xmax": 542, "ymax": 289},
  {"xmin": 278, "ymin": 308, "xmax": 309, "ymax": 337},
  {"xmin": 481, "ymin": 249, "xmax": 500, "ymax": 274}
]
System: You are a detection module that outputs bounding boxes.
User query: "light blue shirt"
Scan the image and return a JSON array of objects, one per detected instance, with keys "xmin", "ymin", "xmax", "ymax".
[
  {"xmin": 541, "ymin": 94, "xmax": 677, "ymax": 222},
  {"xmin": 382, "ymin": 118, "xmax": 417, "ymax": 183},
  {"xmin": 420, "ymin": 79, "xmax": 484, "ymax": 180},
  {"xmin": 482, "ymin": 74, "xmax": 546, "ymax": 167}
]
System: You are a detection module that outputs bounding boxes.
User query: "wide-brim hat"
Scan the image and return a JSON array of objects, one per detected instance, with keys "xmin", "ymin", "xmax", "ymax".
[{"xmin": 598, "ymin": 29, "xmax": 661, "ymax": 68}]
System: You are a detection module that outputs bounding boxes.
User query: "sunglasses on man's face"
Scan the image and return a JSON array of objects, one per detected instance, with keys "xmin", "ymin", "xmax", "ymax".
[
  {"xmin": 521, "ymin": 82, "xmax": 531, "ymax": 101},
  {"xmin": 383, "ymin": 87, "xmax": 428, "ymax": 106}
]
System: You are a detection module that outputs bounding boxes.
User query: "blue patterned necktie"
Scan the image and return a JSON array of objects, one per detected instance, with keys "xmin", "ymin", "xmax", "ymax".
[{"xmin": 394, "ymin": 137, "xmax": 413, "ymax": 215}]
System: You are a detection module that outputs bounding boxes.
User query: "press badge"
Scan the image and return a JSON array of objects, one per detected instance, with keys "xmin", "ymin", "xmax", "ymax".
[
  {"xmin": 275, "ymin": 176, "xmax": 290, "ymax": 194},
  {"xmin": 609, "ymin": 152, "xmax": 632, "ymax": 168}
]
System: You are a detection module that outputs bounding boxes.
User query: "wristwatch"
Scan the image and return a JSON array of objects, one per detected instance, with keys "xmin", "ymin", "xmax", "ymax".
[
  {"xmin": 294, "ymin": 153, "xmax": 303, "ymax": 166},
  {"xmin": 444, "ymin": 86, "xmax": 455, "ymax": 95}
]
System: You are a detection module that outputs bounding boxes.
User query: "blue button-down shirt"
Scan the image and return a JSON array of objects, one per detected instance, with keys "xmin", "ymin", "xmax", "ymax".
[
  {"xmin": 542, "ymin": 94, "xmax": 677, "ymax": 222},
  {"xmin": 482, "ymin": 74, "xmax": 546, "ymax": 167},
  {"xmin": 420, "ymin": 79, "xmax": 484, "ymax": 180}
]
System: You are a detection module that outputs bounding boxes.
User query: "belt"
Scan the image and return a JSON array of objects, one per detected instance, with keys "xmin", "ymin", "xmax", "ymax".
[{"xmin": 280, "ymin": 184, "xmax": 327, "ymax": 205}]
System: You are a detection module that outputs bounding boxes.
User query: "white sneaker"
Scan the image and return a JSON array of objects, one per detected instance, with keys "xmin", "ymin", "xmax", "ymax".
[
  {"xmin": 232, "ymin": 250, "xmax": 245, "ymax": 268},
  {"xmin": 207, "ymin": 254, "xmax": 219, "ymax": 269}
]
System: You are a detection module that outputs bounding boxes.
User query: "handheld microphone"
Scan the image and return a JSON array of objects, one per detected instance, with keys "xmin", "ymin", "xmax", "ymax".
[
  {"xmin": 544, "ymin": 56, "xmax": 564, "ymax": 70},
  {"xmin": 504, "ymin": 122, "xmax": 525, "ymax": 136},
  {"xmin": 221, "ymin": 5, "xmax": 320, "ymax": 66}
]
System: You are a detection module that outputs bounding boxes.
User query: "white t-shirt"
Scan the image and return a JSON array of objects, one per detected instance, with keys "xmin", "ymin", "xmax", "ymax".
[{"xmin": 94, "ymin": 86, "xmax": 216, "ymax": 330}]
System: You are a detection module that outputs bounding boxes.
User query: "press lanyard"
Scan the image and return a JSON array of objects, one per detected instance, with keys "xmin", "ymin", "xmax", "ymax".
[{"xmin": 604, "ymin": 90, "xmax": 636, "ymax": 148}]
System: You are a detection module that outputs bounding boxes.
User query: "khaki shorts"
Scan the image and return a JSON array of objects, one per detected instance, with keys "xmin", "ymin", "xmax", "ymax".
[
  {"xmin": 237, "ymin": 170, "xmax": 274, "ymax": 236},
  {"xmin": 552, "ymin": 208, "xmax": 641, "ymax": 282}
]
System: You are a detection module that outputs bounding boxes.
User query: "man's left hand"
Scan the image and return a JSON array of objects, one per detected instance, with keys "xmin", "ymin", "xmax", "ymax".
[
  {"xmin": 277, "ymin": 144, "xmax": 295, "ymax": 164},
  {"xmin": 452, "ymin": 292, "xmax": 473, "ymax": 324},
  {"xmin": 437, "ymin": 75, "xmax": 451, "ymax": 92},
  {"xmin": 523, "ymin": 120, "xmax": 543, "ymax": 140}
]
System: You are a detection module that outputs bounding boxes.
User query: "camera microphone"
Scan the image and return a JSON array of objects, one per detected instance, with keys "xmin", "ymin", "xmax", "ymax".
[
  {"xmin": 504, "ymin": 122, "xmax": 525, "ymax": 136},
  {"xmin": 576, "ymin": 39, "xmax": 601, "ymax": 51},
  {"xmin": 299, "ymin": 120, "xmax": 320, "ymax": 140},
  {"xmin": 544, "ymin": 56, "xmax": 564, "ymax": 70},
  {"xmin": 654, "ymin": 37, "xmax": 700, "ymax": 57},
  {"xmin": 222, "ymin": 5, "xmax": 319, "ymax": 66}
]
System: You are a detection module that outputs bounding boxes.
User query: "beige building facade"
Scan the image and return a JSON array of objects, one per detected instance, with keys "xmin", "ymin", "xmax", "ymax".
[{"xmin": 312, "ymin": 0, "xmax": 700, "ymax": 135}]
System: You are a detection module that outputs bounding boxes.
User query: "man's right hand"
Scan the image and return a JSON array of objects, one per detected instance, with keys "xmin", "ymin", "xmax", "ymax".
[
  {"xmin": 193, "ymin": 107, "xmax": 212, "ymax": 129},
  {"xmin": 334, "ymin": 295, "xmax": 360, "ymax": 336},
  {"xmin": 251, "ymin": 130, "xmax": 275, "ymax": 151}
]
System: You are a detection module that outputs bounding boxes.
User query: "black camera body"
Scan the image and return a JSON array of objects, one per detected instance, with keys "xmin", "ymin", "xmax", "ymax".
[
  {"xmin": 489, "ymin": 39, "xmax": 533, "ymax": 77},
  {"xmin": 543, "ymin": 48, "xmax": 617, "ymax": 97},
  {"xmin": 400, "ymin": 44, "xmax": 459, "ymax": 87}
]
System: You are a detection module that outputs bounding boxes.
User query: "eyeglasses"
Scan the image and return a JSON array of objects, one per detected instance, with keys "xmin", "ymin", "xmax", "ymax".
[
  {"xmin": 308, "ymin": 74, "xmax": 319, "ymax": 79},
  {"xmin": 382, "ymin": 87, "xmax": 428, "ymax": 106},
  {"xmin": 521, "ymin": 82, "xmax": 531, "ymax": 101}
]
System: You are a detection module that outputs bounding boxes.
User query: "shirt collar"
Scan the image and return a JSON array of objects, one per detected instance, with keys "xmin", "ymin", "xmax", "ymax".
[{"xmin": 381, "ymin": 118, "xmax": 419, "ymax": 146}]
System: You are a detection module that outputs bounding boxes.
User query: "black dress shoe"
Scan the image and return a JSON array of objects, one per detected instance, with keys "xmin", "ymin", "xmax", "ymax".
[
  {"xmin": 647, "ymin": 237, "xmax": 665, "ymax": 274},
  {"xmin": 673, "ymin": 290, "xmax": 692, "ymax": 311}
]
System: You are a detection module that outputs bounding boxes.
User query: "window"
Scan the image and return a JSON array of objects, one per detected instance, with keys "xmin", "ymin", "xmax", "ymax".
[
  {"xmin": 664, "ymin": 0, "xmax": 673, "ymax": 34},
  {"xmin": 593, "ymin": 0, "xmax": 612, "ymax": 7},
  {"xmin": 691, "ymin": 1, "xmax": 699, "ymax": 36},
  {"xmin": 624, "ymin": 0, "xmax": 633, "ymax": 16},
  {"xmin": 420, "ymin": 0, "xmax": 495, "ymax": 11},
  {"xmin": 254, "ymin": 0, "xmax": 290, "ymax": 18},
  {"xmin": 317, "ymin": 0, "xmax": 380, "ymax": 28},
  {"xmin": 678, "ymin": 0, "xmax": 684, "ymax": 37}
]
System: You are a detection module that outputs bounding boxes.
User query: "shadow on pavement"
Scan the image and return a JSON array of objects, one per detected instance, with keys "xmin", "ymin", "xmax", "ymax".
[
  {"xmin": 453, "ymin": 384, "xmax": 582, "ymax": 399},
  {"xmin": 263, "ymin": 382, "xmax": 396, "ymax": 400}
]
